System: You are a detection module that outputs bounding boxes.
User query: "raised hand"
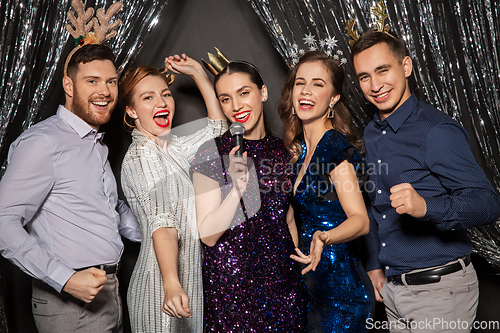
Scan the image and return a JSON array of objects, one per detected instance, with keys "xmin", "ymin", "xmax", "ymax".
[
  {"xmin": 62, "ymin": 267, "xmax": 107, "ymax": 303},
  {"xmin": 164, "ymin": 53, "xmax": 204, "ymax": 78}
]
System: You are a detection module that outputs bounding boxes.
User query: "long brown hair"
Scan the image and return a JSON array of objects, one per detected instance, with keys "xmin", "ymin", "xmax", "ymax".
[
  {"xmin": 277, "ymin": 51, "xmax": 363, "ymax": 163},
  {"xmin": 120, "ymin": 65, "xmax": 171, "ymax": 131}
]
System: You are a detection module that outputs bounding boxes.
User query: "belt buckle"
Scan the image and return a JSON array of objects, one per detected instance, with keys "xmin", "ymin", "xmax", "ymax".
[
  {"xmin": 100, "ymin": 263, "xmax": 119, "ymax": 274},
  {"xmin": 388, "ymin": 275, "xmax": 402, "ymax": 285}
]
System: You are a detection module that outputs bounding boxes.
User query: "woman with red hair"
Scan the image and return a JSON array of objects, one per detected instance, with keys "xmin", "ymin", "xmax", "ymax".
[{"xmin": 120, "ymin": 55, "xmax": 227, "ymax": 332}]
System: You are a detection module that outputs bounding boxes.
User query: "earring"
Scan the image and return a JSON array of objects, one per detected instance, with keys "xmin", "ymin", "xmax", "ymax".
[
  {"xmin": 327, "ymin": 104, "xmax": 335, "ymax": 118},
  {"xmin": 292, "ymin": 106, "xmax": 296, "ymax": 115}
]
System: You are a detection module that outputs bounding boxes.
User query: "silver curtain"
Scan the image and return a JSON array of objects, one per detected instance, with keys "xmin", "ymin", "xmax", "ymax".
[
  {"xmin": 0, "ymin": 0, "xmax": 169, "ymax": 173},
  {"xmin": 0, "ymin": 0, "xmax": 70, "ymax": 152},
  {"xmin": 249, "ymin": 0, "xmax": 500, "ymax": 269}
]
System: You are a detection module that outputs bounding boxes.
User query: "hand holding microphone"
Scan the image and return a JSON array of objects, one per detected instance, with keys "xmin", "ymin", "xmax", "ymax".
[{"xmin": 230, "ymin": 122, "xmax": 245, "ymax": 157}]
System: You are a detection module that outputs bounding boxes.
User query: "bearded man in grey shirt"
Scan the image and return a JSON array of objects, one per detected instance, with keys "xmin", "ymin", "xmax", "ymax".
[{"xmin": 0, "ymin": 44, "xmax": 141, "ymax": 333}]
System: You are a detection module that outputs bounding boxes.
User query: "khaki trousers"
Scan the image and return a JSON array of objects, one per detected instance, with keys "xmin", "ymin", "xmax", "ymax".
[
  {"xmin": 32, "ymin": 273, "xmax": 122, "ymax": 333},
  {"xmin": 380, "ymin": 258, "xmax": 479, "ymax": 333}
]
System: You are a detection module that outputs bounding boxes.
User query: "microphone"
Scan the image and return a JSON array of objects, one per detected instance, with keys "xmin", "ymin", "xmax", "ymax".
[{"xmin": 229, "ymin": 122, "xmax": 245, "ymax": 157}]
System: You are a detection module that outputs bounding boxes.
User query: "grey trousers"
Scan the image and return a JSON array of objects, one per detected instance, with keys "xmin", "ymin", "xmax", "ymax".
[
  {"xmin": 32, "ymin": 274, "xmax": 123, "ymax": 333},
  {"xmin": 380, "ymin": 258, "xmax": 479, "ymax": 333}
]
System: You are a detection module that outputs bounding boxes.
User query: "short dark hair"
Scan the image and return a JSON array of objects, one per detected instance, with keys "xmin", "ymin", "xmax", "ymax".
[
  {"xmin": 66, "ymin": 44, "xmax": 116, "ymax": 80},
  {"xmin": 351, "ymin": 29, "xmax": 407, "ymax": 62}
]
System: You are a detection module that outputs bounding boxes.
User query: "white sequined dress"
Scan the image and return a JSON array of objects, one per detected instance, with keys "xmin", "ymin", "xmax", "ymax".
[{"xmin": 121, "ymin": 119, "xmax": 227, "ymax": 333}]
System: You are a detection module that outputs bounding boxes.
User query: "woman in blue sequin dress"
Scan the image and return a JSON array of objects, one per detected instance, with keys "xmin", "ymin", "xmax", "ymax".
[
  {"xmin": 278, "ymin": 51, "xmax": 374, "ymax": 332},
  {"xmin": 190, "ymin": 61, "xmax": 306, "ymax": 332}
]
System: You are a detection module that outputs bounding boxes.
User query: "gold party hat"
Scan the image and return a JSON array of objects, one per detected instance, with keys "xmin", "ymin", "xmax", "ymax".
[{"xmin": 202, "ymin": 47, "xmax": 230, "ymax": 76}]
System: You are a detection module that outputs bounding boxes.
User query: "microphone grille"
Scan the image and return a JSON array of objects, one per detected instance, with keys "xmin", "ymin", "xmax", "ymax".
[{"xmin": 229, "ymin": 122, "xmax": 245, "ymax": 136}]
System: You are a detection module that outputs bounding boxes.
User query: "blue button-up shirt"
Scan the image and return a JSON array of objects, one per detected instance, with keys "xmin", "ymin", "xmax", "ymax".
[
  {"xmin": 0, "ymin": 106, "xmax": 140, "ymax": 292},
  {"xmin": 364, "ymin": 94, "xmax": 500, "ymax": 276}
]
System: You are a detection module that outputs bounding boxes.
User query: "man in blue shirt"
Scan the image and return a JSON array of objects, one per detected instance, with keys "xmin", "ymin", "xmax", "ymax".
[
  {"xmin": 351, "ymin": 29, "xmax": 500, "ymax": 332},
  {"xmin": 0, "ymin": 44, "xmax": 141, "ymax": 332}
]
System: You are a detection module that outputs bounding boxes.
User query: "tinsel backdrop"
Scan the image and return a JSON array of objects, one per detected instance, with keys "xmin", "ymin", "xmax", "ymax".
[
  {"xmin": 0, "ymin": 0, "xmax": 170, "ymax": 171},
  {"xmin": 248, "ymin": 0, "xmax": 500, "ymax": 270},
  {"xmin": 0, "ymin": 0, "xmax": 499, "ymax": 269}
]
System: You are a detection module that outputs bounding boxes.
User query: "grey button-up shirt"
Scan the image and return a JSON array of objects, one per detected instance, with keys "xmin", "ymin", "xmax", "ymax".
[{"xmin": 0, "ymin": 105, "xmax": 140, "ymax": 292}]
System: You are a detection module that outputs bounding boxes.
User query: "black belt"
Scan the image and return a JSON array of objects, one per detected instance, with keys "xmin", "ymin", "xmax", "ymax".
[
  {"xmin": 388, "ymin": 255, "xmax": 471, "ymax": 286},
  {"xmin": 75, "ymin": 263, "xmax": 120, "ymax": 275}
]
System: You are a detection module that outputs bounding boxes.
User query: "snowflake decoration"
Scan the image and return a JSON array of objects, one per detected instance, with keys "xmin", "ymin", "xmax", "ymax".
[
  {"xmin": 325, "ymin": 36, "xmax": 338, "ymax": 49},
  {"xmin": 303, "ymin": 33, "xmax": 316, "ymax": 46},
  {"xmin": 289, "ymin": 33, "xmax": 347, "ymax": 67}
]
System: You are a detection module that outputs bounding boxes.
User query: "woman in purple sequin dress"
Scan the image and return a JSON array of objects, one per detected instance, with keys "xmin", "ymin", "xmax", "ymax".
[{"xmin": 190, "ymin": 61, "xmax": 306, "ymax": 332}]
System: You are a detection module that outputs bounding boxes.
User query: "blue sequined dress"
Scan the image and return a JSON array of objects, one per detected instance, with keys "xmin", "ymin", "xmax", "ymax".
[
  {"xmin": 293, "ymin": 129, "xmax": 373, "ymax": 332},
  {"xmin": 191, "ymin": 130, "xmax": 306, "ymax": 332}
]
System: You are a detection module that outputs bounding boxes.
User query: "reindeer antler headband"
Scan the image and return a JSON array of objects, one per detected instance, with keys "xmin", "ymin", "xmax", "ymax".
[
  {"xmin": 63, "ymin": 0, "xmax": 123, "ymax": 77},
  {"xmin": 345, "ymin": 0, "xmax": 392, "ymax": 46}
]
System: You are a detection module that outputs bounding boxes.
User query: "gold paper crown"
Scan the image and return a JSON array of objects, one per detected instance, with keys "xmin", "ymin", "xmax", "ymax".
[
  {"xmin": 345, "ymin": 0, "xmax": 391, "ymax": 46},
  {"xmin": 63, "ymin": 0, "xmax": 123, "ymax": 76},
  {"xmin": 202, "ymin": 47, "xmax": 230, "ymax": 76}
]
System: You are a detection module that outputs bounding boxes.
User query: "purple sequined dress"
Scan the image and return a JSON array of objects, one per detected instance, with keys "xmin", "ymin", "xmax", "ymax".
[{"xmin": 191, "ymin": 130, "xmax": 306, "ymax": 332}]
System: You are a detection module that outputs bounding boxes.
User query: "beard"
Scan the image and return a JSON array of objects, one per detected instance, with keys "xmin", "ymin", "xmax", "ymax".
[{"xmin": 71, "ymin": 86, "xmax": 116, "ymax": 129}]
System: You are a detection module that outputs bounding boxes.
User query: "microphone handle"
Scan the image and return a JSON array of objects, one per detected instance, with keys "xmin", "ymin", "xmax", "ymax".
[{"xmin": 233, "ymin": 134, "xmax": 245, "ymax": 157}]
